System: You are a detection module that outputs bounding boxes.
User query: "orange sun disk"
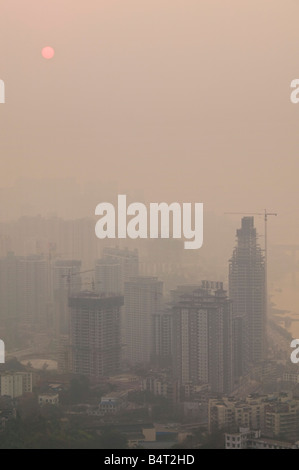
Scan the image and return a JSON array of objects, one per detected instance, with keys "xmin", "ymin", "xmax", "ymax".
[{"xmin": 42, "ymin": 46, "xmax": 55, "ymax": 60}]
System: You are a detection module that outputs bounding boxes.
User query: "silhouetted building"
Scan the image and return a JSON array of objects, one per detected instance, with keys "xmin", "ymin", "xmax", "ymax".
[
  {"xmin": 69, "ymin": 293, "xmax": 124, "ymax": 380},
  {"xmin": 172, "ymin": 283, "xmax": 233, "ymax": 394},
  {"xmin": 0, "ymin": 372, "xmax": 33, "ymax": 399},
  {"xmin": 124, "ymin": 276, "xmax": 163, "ymax": 366},
  {"xmin": 102, "ymin": 247, "xmax": 139, "ymax": 348},
  {"xmin": 102, "ymin": 247, "xmax": 139, "ymax": 293},
  {"xmin": 152, "ymin": 308, "xmax": 173, "ymax": 367},
  {"xmin": 229, "ymin": 217, "xmax": 265, "ymax": 378},
  {"xmin": 0, "ymin": 253, "xmax": 49, "ymax": 331},
  {"xmin": 52, "ymin": 259, "xmax": 82, "ymax": 335},
  {"xmin": 95, "ymin": 258, "xmax": 121, "ymax": 296}
]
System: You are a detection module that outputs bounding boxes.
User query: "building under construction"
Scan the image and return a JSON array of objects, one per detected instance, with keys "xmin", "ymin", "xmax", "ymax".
[{"xmin": 229, "ymin": 217, "xmax": 266, "ymax": 379}]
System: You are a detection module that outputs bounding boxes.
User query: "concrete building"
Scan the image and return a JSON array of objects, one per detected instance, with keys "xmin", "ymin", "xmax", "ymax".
[
  {"xmin": 152, "ymin": 308, "xmax": 173, "ymax": 367},
  {"xmin": 52, "ymin": 259, "xmax": 82, "ymax": 335},
  {"xmin": 17, "ymin": 254, "xmax": 49, "ymax": 329},
  {"xmin": 21, "ymin": 372, "xmax": 33, "ymax": 394},
  {"xmin": 141, "ymin": 375, "xmax": 180, "ymax": 403},
  {"xmin": 0, "ymin": 374, "xmax": 23, "ymax": 399},
  {"xmin": 0, "ymin": 372, "xmax": 33, "ymax": 399},
  {"xmin": 0, "ymin": 252, "xmax": 18, "ymax": 321},
  {"xmin": 0, "ymin": 252, "xmax": 19, "ymax": 348},
  {"xmin": 283, "ymin": 372, "xmax": 299, "ymax": 384},
  {"xmin": 102, "ymin": 247, "xmax": 139, "ymax": 293},
  {"xmin": 101, "ymin": 247, "xmax": 139, "ymax": 348},
  {"xmin": 229, "ymin": 217, "xmax": 266, "ymax": 378},
  {"xmin": 172, "ymin": 283, "xmax": 233, "ymax": 394},
  {"xmin": 98, "ymin": 391, "xmax": 128, "ymax": 415},
  {"xmin": 124, "ymin": 276, "xmax": 163, "ymax": 366},
  {"xmin": 57, "ymin": 334, "xmax": 71, "ymax": 374},
  {"xmin": 208, "ymin": 396, "xmax": 267, "ymax": 434},
  {"xmin": 69, "ymin": 293, "xmax": 124, "ymax": 380},
  {"xmin": 225, "ymin": 428, "xmax": 299, "ymax": 449},
  {"xmin": 127, "ymin": 426, "xmax": 156, "ymax": 448},
  {"xmin": 225, "ymin": 428, "xmax": 261, "ymax": 449},
  {"xmin": 265, "ymin": 399, "xmax": 298, "ymax": 442},
  {"xmin": 95, "ymin": 258, "xmax": 121, "ymax": 296},
  {"xmin": 0, "ymin": 252, "xmax": 49, "ymax": 334},
  {"xmin": 38, "ymin": 393, "xmax": 59, "ymax": 406},
  {"xmin": 209, "ymin": 392, "xmax": 299, "ymax": 441}
]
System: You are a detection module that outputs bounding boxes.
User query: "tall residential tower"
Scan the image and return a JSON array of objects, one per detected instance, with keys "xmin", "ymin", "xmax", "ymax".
[
  {"xmin": 229, "ymin": 217, "xmax": 266, "ymax": 378},
  {"xmin": 172, "ymin": 283, "xmax": 233, "ymax": 394},
  {"xmin": 69, "ymin": 293, "xmax": 124, "ymax": 380}
]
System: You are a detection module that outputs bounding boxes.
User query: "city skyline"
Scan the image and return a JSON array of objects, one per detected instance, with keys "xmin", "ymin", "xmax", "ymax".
[{"xmin": 0, "ymin": 0, "xmax": 298, "ymax": 451}]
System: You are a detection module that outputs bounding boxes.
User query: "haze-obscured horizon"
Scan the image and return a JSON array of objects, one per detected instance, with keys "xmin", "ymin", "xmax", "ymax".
[
  {"xmin": 0, "ymin": 0, "xmax": 298, "ymax": 299},
  {"xmin": 0, "ymin": 1, "xmax": 298, "ymax": 222}
]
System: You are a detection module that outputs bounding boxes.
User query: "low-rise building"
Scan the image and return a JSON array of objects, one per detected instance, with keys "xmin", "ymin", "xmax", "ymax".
[
  {"xmin": 209, "ymin": 392, "xmax": 299, "ymax": 441},
  {"xmin": 283, "ymin": 372, "xmax": 299, "ymax": 384},
  {"xmin": 38, "ymin": 393, "xmax": 59, "ymax": 406},
  {"xmin": 225, "ymin": 428, "xmax": 299, "ymax": 449},
  {"xmin": 0, "ymin": 372, "xmax": 33, "ymax": 399},
  {"xmin": 141, "ymin": 376, "xmax": 180, "ymax": 403},
  {"xmin": 98, "ymin": 391, "xmax": 127, "ymax": 415}
]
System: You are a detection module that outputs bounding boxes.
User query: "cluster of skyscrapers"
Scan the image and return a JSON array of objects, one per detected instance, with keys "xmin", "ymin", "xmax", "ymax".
[{"xmin": 0, "ymin": 216, "xmax": 266, "ymax": 395}]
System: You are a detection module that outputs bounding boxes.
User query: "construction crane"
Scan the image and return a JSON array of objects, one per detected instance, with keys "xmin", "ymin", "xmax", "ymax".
[
  {"xmin": 61, "ymin": 269, "xmax": 95, "ymax": 296},
  {"xmin": 70, "ymin": 278, "xmax": 100, "ymax": 293},
  {"xmin": 225, "ymin": 209, "xmax": 277, "ymax": 318}
]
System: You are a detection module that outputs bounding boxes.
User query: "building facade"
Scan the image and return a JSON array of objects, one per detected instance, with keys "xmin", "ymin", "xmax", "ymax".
[
  {"xmin": 229, "ymin": 217, "xmax": 266, "ymax": 378},
  {"xmin": 172, "ymin": 283, "xmax": 233, "ymax": 394},
  {"xmin": 52, "ymin": 259, "xmax": 82, "ymax": 336},
  {"xmin": 69, "ymin": 293, "xmax": 124, "ymax": 380},
  {"xmin": 0, "ymin": 372, "xmax": 33, "ymax": 399},
  {"xmin": 124, "ymin": 276, "xmax": 163, "ymax": 366}
]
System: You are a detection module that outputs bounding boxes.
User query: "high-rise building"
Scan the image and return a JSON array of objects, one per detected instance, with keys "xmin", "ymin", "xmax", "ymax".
[
  {"xmin": 0, "ymin": 252, "xmax": 19, "ymax": 347},
  {"xmin": 0, "ymin": 253, "xmax": 49, "ymax": 331},
  {"xmin": 57, "ymin": 334, "xmax": 71, "ymax": 374},
  {"xmin": 17, "ymin": 255, "xmax": 49, "ymax": 329},
  {"xmin": 152, "ymin": 308, "xmax": 173, "ymax": 367},
  {"xmin": 172, "ymin": 283, "xmax": 233, "ymax": 394},
  {"xmin": 95, "ymin": 258, "xmax": 121, "ymax": 296},
  {"xmin": 229, "ymin": 217, "xmax": 266, "ymax": 378},
  {"xmin": 101, "ymin": 247, "xmax": 139, "ymax": 349},
  {"xmin": 0, "ymin": 252, "xmax": 18, "ymax": 322},
  {"xmin": 124, "ymin": 276, "xmax": 163, "ymax": 366},
  {"xmin": 0, "ymin": 252, "xmax": 49, "ymax": 343},
  {"xmin": 102, "ymin": 247, "xmax": 139, "ymax": 293},
  {"xmin": 0, "ymin": 372, "xmax": 33, "ymax": 399},
  {"xmin": 69, "ymin": 293, "xmax": 124, "ymax": 380},
  {"xmin": 52, "ymin": 259, "xmax": 82, "ymax": 335}
]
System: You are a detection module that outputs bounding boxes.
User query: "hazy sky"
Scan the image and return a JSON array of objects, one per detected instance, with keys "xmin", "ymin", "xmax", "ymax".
[{"xmin": 0, "ymin": 0, "xmax": 299, "ymax": 242}]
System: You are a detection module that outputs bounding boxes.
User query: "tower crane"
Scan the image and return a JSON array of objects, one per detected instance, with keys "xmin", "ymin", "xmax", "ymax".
[{"xmin": 61, "ymin": 269, "xmax": 95, "ymax": 296}]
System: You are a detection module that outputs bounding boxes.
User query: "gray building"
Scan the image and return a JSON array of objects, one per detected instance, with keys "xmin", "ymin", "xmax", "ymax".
[
  {"xmin": 0, "ymin": 253, "xmax": 49, "ymax": 330},
  {"xmin": 102, "ymin": 247, "xmax": 139, "ymax": 293},
  {"xmin": 172, "ymin": 283, "xmax": 233, "ymax": 394},
  {"xmin": 101, "ymin": 247, "xmax": 139, "ymax": 348},
  {"xmin": 52, "ymin": 259, "xmax": 82, "ymax": 335},
  {"xmin": 69, "ymin": 293, "xmax": 124, "ymax": 380},
  {"xmin": 229, "ymin": 217, "xmax": 266, "ymax": 378},
  {"xmin": 95, "ymin": 258, "xmax": 121, "ymax": 296},
  {"xmin": 124, "ymin": 276, "xmax": 163, "ymax": 366},
  {"xmin": 152, "ymin": 308, "xmax": 173, "ymax": 367}
]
